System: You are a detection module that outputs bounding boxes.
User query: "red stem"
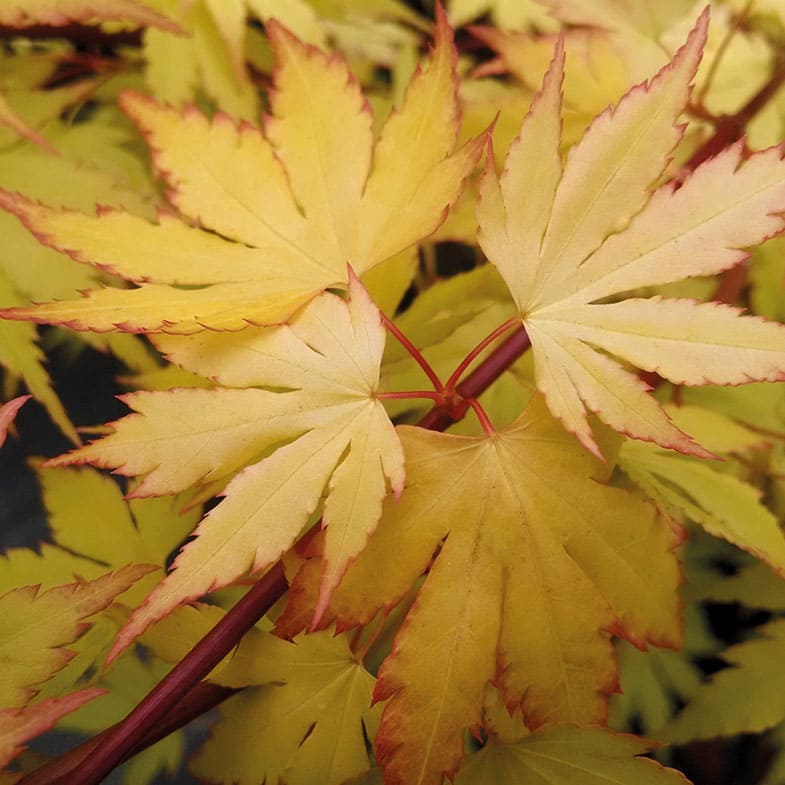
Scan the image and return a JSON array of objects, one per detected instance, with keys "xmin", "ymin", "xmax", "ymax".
[
  {"xmin": 686, "ymin": 55, "xmax": 785, "ymax": 170},
  {"xmin": 377, "ymin": 390, "xmax": 445, "ymax": 403},
  {"xmin": 419, "ymin": 325, "xmax": 532, "ymax": 431},
  {"xmin": 379, "ymin": 311, "xmax": 444, "ymax": 392},
  {"xmin": 467, "ymin": 399, "xmax": 496, "ymax": 436}
]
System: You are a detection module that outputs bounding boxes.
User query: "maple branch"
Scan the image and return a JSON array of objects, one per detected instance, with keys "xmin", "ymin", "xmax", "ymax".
[
  {"xmin": 30, "ymin": 321, "xmax": 534, "ymax": 784},
  {"xmin": 0, "ymin": 24, "xmax": 143, "ymax": 46},
  {"xmin": 467, "ymin": 398, "xmax": 496, "ymax": 436},
  {"xmin": 686, "ymin": 53, "xmax": 785, "ymax": 170},
  {"xmin": 418, "ymin": 324, "xmax": 532, "ymax": 431},
  {"xmin": 46, "ymin": 563, "xmax": 287, "ymax": 785},
  {"xmin": 19, "ymin": 683, "xmax": 237, "ymax": 785}
]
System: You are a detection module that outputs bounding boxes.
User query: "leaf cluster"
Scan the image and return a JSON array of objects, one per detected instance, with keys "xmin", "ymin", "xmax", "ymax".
[{"xmin": 1, "ymin": 2, "xmax": 785, "ymax": 785}]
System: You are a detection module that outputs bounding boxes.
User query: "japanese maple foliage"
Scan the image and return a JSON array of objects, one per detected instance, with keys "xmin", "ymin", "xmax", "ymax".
[{"xmin": 2, "ymin": 2, "xmax": 785, "ymax": 785}]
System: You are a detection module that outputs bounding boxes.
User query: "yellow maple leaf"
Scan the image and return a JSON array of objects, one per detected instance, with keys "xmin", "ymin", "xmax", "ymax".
[
  {"xmin": 0, "ymin": 6, "xmax": 484, "ymax": 334},
  {"xmin": 0, "ymin": 565, "xmax": 153, "ymax": 709},
  {"xmin": 50, "ymin": 274, "xmax": 404, "ymax": 660},
  {"xmin": 316, "ymin": 396, "xmax": 680, "ymax": 785},
  {"xmin": 476, "ymin": 11, "xmax": 785, "ymax": 458}
]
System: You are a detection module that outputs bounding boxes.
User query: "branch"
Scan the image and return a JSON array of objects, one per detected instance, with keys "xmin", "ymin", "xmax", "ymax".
[
  {"xmin": 0, "ymin": 24, "xmax": 143, "ymax": 46},
  {"xmin": 687, "ymin": 54, "xmax": 785, "ymax": 170}
]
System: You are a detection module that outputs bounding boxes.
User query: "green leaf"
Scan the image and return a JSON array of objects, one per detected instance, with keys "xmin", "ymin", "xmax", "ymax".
[
  {"xmin": 662, "ymin": 619, "xmax": 785, "ymax": 743},
  {"xmin": 191, "ymin": 629, "xmax": 380, "ymax": 785},
  {"xmin": 456, "ymin": 725, "xmax": 693, "ymax": 784}
]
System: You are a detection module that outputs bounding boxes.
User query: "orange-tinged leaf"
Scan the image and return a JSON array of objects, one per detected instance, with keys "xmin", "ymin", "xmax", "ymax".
[
  {"xmin": 0, "ymin": 0, "xmax": 181, "ymax": 31},
  {"xmin": 0, "ymin": 565, "xmax": 154, "ymax": 708},
  {"xmin": 0, "ymin": 9, "xmax": 483, "ymax": 334},
  {"xmin": 324, "ymin": 396, "xmax": 680, "ymax": 785},
  {"xmin": 0, "ymin": 395, "xmax": 28, "ymax": 448},
  {"xmin": 92, "ymin": 277, "xmax": 403, "ymax": 661},
  {"xmin": 477, "ymin": 12, "xmax": 785, "ymax": 458},
  {"xmin": 0, "ymin": 689, "xmax": 104, "ymax": 769}
]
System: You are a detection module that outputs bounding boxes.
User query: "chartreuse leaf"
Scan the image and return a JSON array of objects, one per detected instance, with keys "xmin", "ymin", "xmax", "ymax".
[
  {"xmin": 190, "ymin": 628, "xmax": 380, "ymax": 785},
  {"xmin": 619, "ymin": 401, "xmax": 785, "ymax": 573},
  {"xmin": 37, "ymin": 464, "xmax": 202, "ymax": 606},
  {"xmin": 661, "ymin": 619, "xmax": 785, "ymax": 743},
  {"xmin": 0, "ymin": 395, "xmax": 27, "ymax": 447},
  {"xmin": 0, "ymin": 464, "xmax": 201, "ymax": 704},
  {"xmin": 0, "ymin": 689, "xmax": 104, "ymax": 769},
  {"xmin": 456, "ymin": 724, "xmax": 692, "ymax": 785},
  {"xmin": 0, "ymin": 269, "xmax": 78, "ymax": 445},
  {"xmin": 0, "ymin": 544, "xmax": 102, "ymax": 596},
  {"xmin": 681, "ymin": 382, "xmax": 785, "ymax": 437},
  {"xmin": 610, "ymin": 641, "xmax": 700, "ymax": 736},
  {"xmin": 0, "ymin": 565, "xmax": 152, "ymax": 709},
  {"xmin": 318, "ymin": 396, "xmax": 679, "ymax": 785},
  {"xmin": 54, "ymin": 277, "xmax": 405, "ymax": 661},
  {"xmin": 750, "ymin": 236, "xmax": 785, "ymax": 323},
  {"xmin": 0, "ymin": 0, "xmax": 180, "ymax": 30},
  {"xmin": 477, "ymin": 11, "xmax": 785, "ymax": 459},
  {"xmin": 448, "ymin": 0, "xmax": 557, "ymax": 31},
  {"xmin": 0, "ymin": 129, "xmax": 159, "ymax": 440},
  {"xmin": 0, "ymin": 6, "xmax": 484, "ymax": 335},
  {"xmin": 701, "ymin": 561, "xmax": 785, "ymax": 610}
]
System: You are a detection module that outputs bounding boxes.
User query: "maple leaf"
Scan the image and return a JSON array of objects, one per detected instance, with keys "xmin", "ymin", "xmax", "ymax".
[
  {"xmin": 620, "ymin": 436, "xmax": 785, "ymax": 575},
  {"xmin": 0, "ymin": 4, "xmax": 484, "ymax": 335},
  {"xmin": 456, "ymin": 723, "xmax": 693, "ymax": 785},
  {"xmin": 476, "ymin": 11, "xmax": 785, "ymax": 458},
  {"xmin": 36, "ymin": 464, "xmax": 202, "ymax": 607},
  {"xmin": 191, "ymin": 628, "xmax": 380, "ymax": 785},
  {"xmin": 661, "ymin": 618, "xmax": 785, "ymax": 743},
  {"xmin": 0, "ymin": 395, "xmax": 27, "ymax": 448},
  {"xmin": 0, "ymin": 565, "xmax": 153, "ymax": 709},
  {"xmin": 142, "ymin": 0, "xmax": 260, "ymax": 121},
  {"xmin": 0, "ymin": 689, "xmax": 104, "ymax": 769},
  {"xmin": 304, "ymin": 396, "xmax": 681, "ymax": 785},
  {"xmin": 0, "ymin": 0, "xmax": 181, "ymax": 31},
  {"xmin": 49, "ymin": 275, "xmax": 404, "ymax": 660},
  {"xmin": 0, "ymin": 89, "xmax": 162, "ymax": 443}
]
